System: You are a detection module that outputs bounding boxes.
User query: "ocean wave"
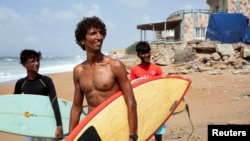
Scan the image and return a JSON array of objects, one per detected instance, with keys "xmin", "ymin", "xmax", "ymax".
[{"xmin": 0, "ymin": 55, "xmax": 85, "ymax": 84}]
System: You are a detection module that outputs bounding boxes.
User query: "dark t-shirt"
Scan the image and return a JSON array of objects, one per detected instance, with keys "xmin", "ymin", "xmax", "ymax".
[{"xmin": 14, "ymin": 74, "xmax": 62, "ymax": 126}]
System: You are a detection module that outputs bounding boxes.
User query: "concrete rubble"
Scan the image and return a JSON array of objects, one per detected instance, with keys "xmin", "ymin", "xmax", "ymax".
[{"xmin": 120, "ymin": 39, "xmax": 250, "ymax": 75}]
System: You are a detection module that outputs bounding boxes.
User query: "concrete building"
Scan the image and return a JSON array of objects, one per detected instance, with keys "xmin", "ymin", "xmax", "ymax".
[
  {"xmin": 207, "ymin": 0, "xmax": 250, "ymax": 20},
  {"xmin": 137, "ymin": 0, "xmax": 250, "ymax": 49},
  {"xmin": 137, "ymin": 9, "xmax": 210, "ymax": 45}
]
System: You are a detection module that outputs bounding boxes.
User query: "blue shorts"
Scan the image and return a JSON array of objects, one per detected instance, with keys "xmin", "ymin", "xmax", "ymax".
[
  {"xmin": 156, "ymin": 124, "xmax": 167, "ymax": 135},
  {"xmin": 24, "ymin": 136, "xmax": 56, "ymax": 141}
]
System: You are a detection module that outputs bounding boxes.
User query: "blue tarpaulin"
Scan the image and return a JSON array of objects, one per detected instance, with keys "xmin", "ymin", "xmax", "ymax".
[{"xmin": 205, "ymin": 13, "xmax": 249, "ymax": 43}]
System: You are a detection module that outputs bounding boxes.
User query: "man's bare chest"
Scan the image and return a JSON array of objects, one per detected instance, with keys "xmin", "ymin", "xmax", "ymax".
[{"xmin": 79, "ymin": 66, "xmax": 116, "ymax": 93}]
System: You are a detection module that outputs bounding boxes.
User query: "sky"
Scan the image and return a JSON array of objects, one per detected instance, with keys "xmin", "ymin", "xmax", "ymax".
[{"xmin": 0, "ymin": 0, "xmax": 209, "ymax": 57}]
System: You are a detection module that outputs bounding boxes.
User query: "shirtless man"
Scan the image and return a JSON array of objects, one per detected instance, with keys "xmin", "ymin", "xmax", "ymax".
[{"xmin": 69, "ymin": 16, "xmax": 138, "ymax": 141}]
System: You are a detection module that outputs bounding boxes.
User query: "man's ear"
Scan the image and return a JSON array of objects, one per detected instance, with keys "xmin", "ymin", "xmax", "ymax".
[
  {"xmin": 80, "ymin": 40, "xmax": 85, "ymax": 46},
  {"xmin": 136, "ymin": 52, "xmax": 140, "ymax": 57}
]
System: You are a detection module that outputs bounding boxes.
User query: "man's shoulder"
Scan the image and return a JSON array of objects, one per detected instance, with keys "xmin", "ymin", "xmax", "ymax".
[
  {"xmin": 150, "ymin": 63, "xmax": 161, "ymax": 68},
  {"xmin": 39, "ymin": 74, "xmax": 52, "ymax": 81},
  {"xmin": 106, "ymin": 56, "xmax": 124, "ymax": 66},
  {"xmin": 130, "ymin": 64, "xmax": 141, "ymax": 70},
  {"xmin": 16, "ymin": 77, "xmax": 26, "ymax": 84}
]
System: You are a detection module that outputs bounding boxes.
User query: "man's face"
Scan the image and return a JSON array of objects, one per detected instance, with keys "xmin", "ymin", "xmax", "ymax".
[
  {"xmin": 23, "ymin": 57, "xmax": 40, "ymax": 72},
  {"xmin": 137, "ymin": 51, "xmax": 151, "ymax": 63},
  {"xmin": 82, "ymin": 27, "xmax": 104, "ymax": 51}
]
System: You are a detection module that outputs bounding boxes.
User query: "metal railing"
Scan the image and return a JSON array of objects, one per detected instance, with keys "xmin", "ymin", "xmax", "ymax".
[{"xmin": 167, "ymin": 9, "xmax": 212, "ymax": 20}]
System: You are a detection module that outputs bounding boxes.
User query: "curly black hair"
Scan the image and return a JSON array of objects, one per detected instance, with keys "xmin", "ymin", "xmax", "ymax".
[
  {"xmin": 20, "ymin": 49, "xmax": 42, "ymax": 64},
  {"xmin": 75, "ymin": 16, "xmax": 107, "ymax": 50},
  {"xmin": 135, "ymin": 41, "xmax": 151, "ymax": 53}
]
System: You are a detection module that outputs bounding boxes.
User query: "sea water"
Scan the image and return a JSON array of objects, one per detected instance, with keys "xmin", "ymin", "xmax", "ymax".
[{"xmin": 0, "ymin": 55, "xmax": 85, "ymax": 85}]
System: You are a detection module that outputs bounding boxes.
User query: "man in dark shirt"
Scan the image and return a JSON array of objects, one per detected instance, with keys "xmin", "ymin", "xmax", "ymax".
[{"xmin": 14, "ymin": 49, "xmax": 63, "ymax": 141}]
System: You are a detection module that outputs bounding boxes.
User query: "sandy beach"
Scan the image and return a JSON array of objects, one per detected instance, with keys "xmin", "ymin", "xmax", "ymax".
[{"xmin": 0, "ymin": 65, "xmax": 250, "ymax": 141}]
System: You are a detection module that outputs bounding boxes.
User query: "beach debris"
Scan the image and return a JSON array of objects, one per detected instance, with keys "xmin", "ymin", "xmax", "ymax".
[
  {"xmin": 208, "ymin": 69, "xmax": 222, "ymax": 75},
  {"xmin": 240, "ymin": 91, "xmax": 250, "ymax": 97}
]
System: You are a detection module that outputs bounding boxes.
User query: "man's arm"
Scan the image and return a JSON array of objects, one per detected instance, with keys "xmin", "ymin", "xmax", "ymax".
[
  {"xmin": 69, "ymin": 66, "xmax": 84, "ymax": 133},
  {"xmin": 112, "ymin": 60, "xmax": 138, "ymax": 138},
  {"xmin": 129, "ymin": 67, "xmax": 137, "ymax": 81},
  {"xmin": 13, "ymin": 79, "xmax": 24, "ymax": 94},
  {"xmin": 44, "ymin": 76, "xmax": 63, "ymax": 139}
]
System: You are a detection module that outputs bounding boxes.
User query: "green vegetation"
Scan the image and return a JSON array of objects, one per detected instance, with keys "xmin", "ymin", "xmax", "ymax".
[{"xmin": 125, "ymin": 41, "xmax": 138, "ymax": 54}]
